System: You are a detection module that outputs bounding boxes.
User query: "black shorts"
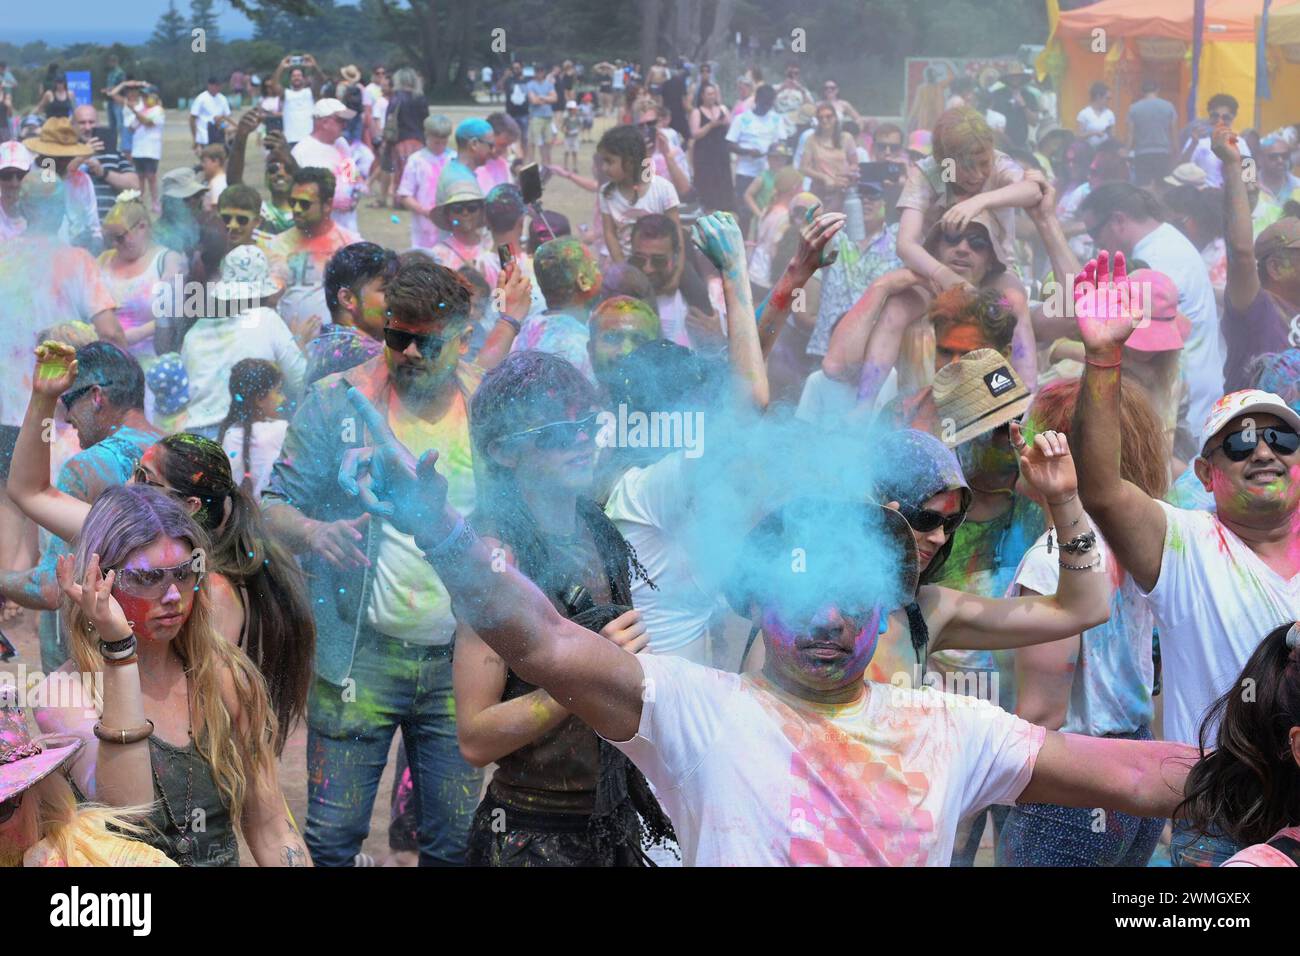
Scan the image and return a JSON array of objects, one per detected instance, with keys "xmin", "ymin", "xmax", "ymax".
[
  {"xmin": 133, "ymin": 156, "xmax": 159, "ymax": 174},
  {"xmin": 0, "ymin": 424, "xmax": 19, "ymax": 483},
  {"xmin": 599, "ymin": 82, "xmax": 613, "ymax": 94}
]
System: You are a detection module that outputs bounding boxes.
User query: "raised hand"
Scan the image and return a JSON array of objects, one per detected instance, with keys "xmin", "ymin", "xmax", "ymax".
[
  {"xmin": 785, "ymin": 205, "xmax": 847, "ymax": 284},
  {"xmin": 940, "ymin": 195, "xmax": 985, "ymax": 234},
  {"xmin": 56, "ymin": 553, "xmax": 132, "ymax": 640},
  {"xmin": 1210, "ymin": 123, "xmax": 1241, "ymax": 164},
  {"xmin": 338, "ymin": 387, "xmax": 457, "ymax": 544},
  {"xmin": 1073, "ymin": 250, "xmax": 1144, "ymax": 357},
  {"xmin": 496, "ymin": 259, "xmax": 533, "ymax": 320},
  {"xmin": 691, "ymin": 210, "xmax": 747, "ymax": 275},
  {"xmin": 1010, "ymin": 421, "xmax": 1077, "ymax": 504},
  {"xmin": 1023, "ymin": 169, "xmax": 1056, "ymax": 221},
  {"xmin": 33, "ymin": 340, "xmax": 78, "ymax": 397}
]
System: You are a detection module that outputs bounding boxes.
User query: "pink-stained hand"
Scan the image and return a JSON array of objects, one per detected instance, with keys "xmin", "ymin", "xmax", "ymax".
[{"xmin": 1072, "ymin": 250, "xmax": 1144, "ymax": 356}]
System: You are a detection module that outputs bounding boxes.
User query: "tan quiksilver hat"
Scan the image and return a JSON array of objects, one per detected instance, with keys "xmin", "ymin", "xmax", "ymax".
[{"xmin": 930, "ymin": 348, "xmax": 1031, "ymax": 447}]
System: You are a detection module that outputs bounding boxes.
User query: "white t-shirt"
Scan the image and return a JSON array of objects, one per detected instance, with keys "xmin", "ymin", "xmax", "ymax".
[
  {"xmin": 1076, "ymin": 105, "xmax": 1115, "ymax": 145},
  {"xmin": 282, "ymin": 86, "xmax": 315, "ymax": 143},
  {"xmin": 180, "ymin": 306, "xmax": 307, "ymax": 428},
  {"xmin": 655, "ymin": 289, "xmax": 690, "ymax": 347},
  {"xmin": 1132, "ymin": 222, "xmax": 1222, "ymax": 437},
  {"xmin": 1140, "ymin": 501, "xmax": 1300, "ymax": 745},
  {"xmin": 597, "ymin": 176, "xmax": 680, "ymax": 257},
  {"xmin": 610, "ymin": 654, "xmax": 1046, "ymax": 866},
  {"xmin": 726, "ymin": 110, "xmax": 789, "ymax": 179},
  {"xmin": 1012, "ymin": 527, "xmax": 1155, "ymax": 737},
  {"xmin": 1188, "ymin": 134, "xmax": 1252, "ymax": 190},
  {"xmin": 124, "ymin": 104, "xmax": 165, "ymax": 160},
  {"xmin": 292, "ymin": 135, "xmax": 363, "ymax": 234},
  {"xmin": 221, "ymin": 419, "xmax": 289, "ymax": 500},
  {"xmin": 189, "ymin": 91, "xmax": 231, "ymax": 145},
  {"xmin": 605, "ymin": 453, "xmax": 721, "ymax": 655},
  {"xmin": 794, "ymin": 368, "xmax": 898, "ymax": 427}
]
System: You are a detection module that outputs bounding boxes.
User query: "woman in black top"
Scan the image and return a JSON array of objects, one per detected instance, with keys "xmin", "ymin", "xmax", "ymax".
[{"xmin": 455, "ymin": 351, "xmax": 674, "ymax": 866}]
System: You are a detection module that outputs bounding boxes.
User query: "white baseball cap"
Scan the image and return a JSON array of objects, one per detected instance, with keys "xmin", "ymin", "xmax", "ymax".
[
  {"xmin": 1198, "ymin": 389, "xmax": 1300, "ymax": 454},
  {"xmin": 0, "ymin": 141, "xmax": 33, "ymax": 172},
  {"xmin": 312, "ymin": 98, "xmax": 356, "ymax": 120}
]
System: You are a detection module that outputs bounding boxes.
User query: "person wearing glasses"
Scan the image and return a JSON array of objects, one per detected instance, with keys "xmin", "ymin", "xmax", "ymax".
[
  {"xmin": 262, "ymin": 255, "xmax": 488, "ymax": 867},
  {"xmin": 266, "ymin": 166, "xmax": 360, "ymax": 339},
  {"xmin": 821, "ymin": 80, "xmax": 861, "ymax": 127},
  {"xmin": 1072, "ymin": 250, "xmax": 1300, "ymax": 865},
  {"xmin": 97, "ymin": 192, "xmax": 185, "ymax": 362},
  {"xmin": 34, "ymin": 483, "xmax": 308, "ymax": 867},
  {"xmin": 0, "ymin": 342, "xmax": 161, "ymax": 671},
  {"xmin": 426, "ymin": 166, "xmax": 498, "ymax": 286},
  {"xmin": 453, "ymin": 350, "xmax": 675, "ymax": 866},
  {"xmin": 1182, "ymin": 93, "xmax": 1252, "ymax": 190}
]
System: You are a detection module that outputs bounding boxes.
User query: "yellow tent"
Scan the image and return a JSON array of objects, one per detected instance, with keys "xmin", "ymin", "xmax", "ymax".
[{"xmin": 1042, "ymin": 0, "xmax": 1300, "ymax": 135}]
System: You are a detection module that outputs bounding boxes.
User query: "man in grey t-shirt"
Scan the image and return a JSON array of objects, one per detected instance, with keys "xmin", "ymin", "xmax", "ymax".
[{"xmin": 1128, "ymin": 81, "xmax": 1178, "ymax": 187}]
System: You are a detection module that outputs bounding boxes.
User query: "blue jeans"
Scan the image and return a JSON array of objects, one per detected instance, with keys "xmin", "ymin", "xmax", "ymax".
[
  {"xmin": 305, "ymin": 630, "xmax": 482, "ymax": 866},
  {"xmin": 998, "ymin": 727, "xmax": 1164, "ymax": 867},
  {"xmin": 1169, "ymin": 821, "xmax": 1243, "ymax": 867}
]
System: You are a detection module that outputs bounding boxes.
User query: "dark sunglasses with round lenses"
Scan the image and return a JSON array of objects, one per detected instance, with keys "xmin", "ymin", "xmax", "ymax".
[
  {"xmin": 383, "ymin": 326, "xmax": 447, "ymax": 359},
  {"xmin": 506, "ymin": 413, "xmax": 600, "ymax": 450},
  {"xmin": 445, "ymin": 200, "xmax": 484, "ymax": 217},
  {"xmin": 1206, "ymin": 425, "xmax": 1300, "ymax": 462},
  {"xmin": 628, "ymin": 252, "xmax": 672, "ymax": 271},
  {"xmin": 899, "ymin": 505, "xmax": 967, "ymax": 537},
  {"xmin": 220, "ymin": 211, "xmax": 254, "ymax": 227},
  {"xmin": 288, "ymin": 197, "xmax": 317, "ymax": 211},
  {"xmin": 110, "ymin": 560, "xmax": 200, "ymax": 599},
  {"xmin": 940, "ymin": 229, "xmax": 992, "ymax": 253}
]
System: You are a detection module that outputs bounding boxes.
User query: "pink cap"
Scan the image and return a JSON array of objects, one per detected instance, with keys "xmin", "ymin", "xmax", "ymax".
[
  {"xmin": 907, "ymin": 129, "xmax": 932, "ymax": 157},
  {"xmin": 1126, "ymin": 269, "xmax": 1190, "ymax": 352}
]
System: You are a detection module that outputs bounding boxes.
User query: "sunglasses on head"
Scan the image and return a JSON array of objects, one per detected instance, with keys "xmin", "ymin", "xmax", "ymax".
[
  {"xmin": 220, "ymin": 211, "xmax": 254, "ymax": 227},
  {"xmin": 1206, "ymin": 425, "xmax": 1300, "ymax": 462},
  {"xmin": 899, "ymin": 505, "xmax": 967, "ymax": 537},
  {"xmin": 384, "ymin": 326, "xmax": 448, "ymax": 359},
  {"xmin": 110, "ymin": 560, "xmax": 200, "ymax": 599},
  {"xmin": 506, "ymin": 413, "xmax": 600, "ymax": 450}
]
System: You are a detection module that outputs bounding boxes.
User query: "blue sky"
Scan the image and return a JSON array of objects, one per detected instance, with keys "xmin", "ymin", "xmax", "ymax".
[{"xmin": 4, "ymin": 1, "xmax": 267, "ymax": 43}]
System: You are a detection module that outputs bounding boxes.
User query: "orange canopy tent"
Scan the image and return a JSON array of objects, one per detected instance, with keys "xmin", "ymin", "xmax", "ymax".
[{"xmin": 1040, "ymin": 0, "xmax": 1300, "ymax": 135}]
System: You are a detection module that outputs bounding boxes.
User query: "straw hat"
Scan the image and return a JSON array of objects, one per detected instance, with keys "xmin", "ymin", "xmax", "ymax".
[
  {"xmin": 340, "ymin": 64, "xmax": 362, "ymax": 85},
  {"xmin": 0, "ymin": 689, "xmax": 83, "ymax": 804},
  {"xmin": 930, "ymin": 348, "xmax": 1031, "ymax": 447},
  {"xmin": 430, "ymin": 168, "xmax": 485, "ymax": 231},
  {"xmin": 22, "ymin": 117, "xmax": 92, "ymax": 158}
]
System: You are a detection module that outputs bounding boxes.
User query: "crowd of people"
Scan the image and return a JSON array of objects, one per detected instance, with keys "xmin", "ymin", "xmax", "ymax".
[{"xmin": 0, "ymin": 44, "xmax": 1299, "ymax": 872}]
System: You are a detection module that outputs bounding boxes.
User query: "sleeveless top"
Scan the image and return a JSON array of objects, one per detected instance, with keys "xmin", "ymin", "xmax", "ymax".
[
  {"xmin": 45, "ymin": 93, "xmax": 72, "ymax": 118},
  {"xmin": 100, "ymin": 246, "xmax": 170, "ymax": 360},
  {"xmin": 142, "ymin": 734, "xmax": 239, "ymax": 867}
]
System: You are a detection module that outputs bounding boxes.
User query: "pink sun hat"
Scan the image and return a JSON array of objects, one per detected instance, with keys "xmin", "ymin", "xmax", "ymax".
[
  {"xmin": 0, "ymin": 689, "xmax": 84, "ymax": 804},
  {"xmin": 1126, "ymin": 269, "xmax": 1191, "ymax": 353}
]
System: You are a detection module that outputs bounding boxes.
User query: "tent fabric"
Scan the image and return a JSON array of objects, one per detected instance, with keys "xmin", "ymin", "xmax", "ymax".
[
  {"xmin": 1266, "ymin": 3, "xmax": 1300, "ymax": 44},
  {"xmin": 1057, "ymin": 0, "xmax": 1300, "ymax": 42}
]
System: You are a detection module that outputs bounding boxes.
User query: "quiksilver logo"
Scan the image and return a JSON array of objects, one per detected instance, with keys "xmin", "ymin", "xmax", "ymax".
[
  {"xmin": 984, "ymin": 369, "xmax": 1014, "ymax": 396},
  {"xmin": 49, "ymin": 886, "xmax": 151, "ymax": 937}
]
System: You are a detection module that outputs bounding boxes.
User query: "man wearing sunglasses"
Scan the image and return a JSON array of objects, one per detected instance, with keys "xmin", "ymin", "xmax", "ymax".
[
  {"xmin": 1074, "ymin": 252, "xmax": 1300, "ymax": 866},
  {"xmin": 264, "ymin": 255, "xmax": 484, "ymax": 866},
  {"xmin": 1181, "ymin": 93, "xmax": 1252, "ymax": 190},
  {"xmin": 630, "ymin": 213, "xmax": 698, "ymax": 346},
  {"xmin": 266, "ymin": 166, "xmax": 360, "ymax": 337},
  {"xmin": 1213, "ymin": 126, "xmax": 1300, "ymax": 393},
  {"xmin": 0, "ymin": 342, "xmax": 160, "ymax": 669}
]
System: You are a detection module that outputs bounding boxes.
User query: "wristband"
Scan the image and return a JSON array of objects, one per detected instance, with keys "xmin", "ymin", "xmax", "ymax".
[
  {"xmin": 497, "ymin": 314, "xmax": 522, "ymax": 333},
  {"xmin": 99, "ymin": 634, "xmax": 137, "ymax": 657},
  {"xmin": 93, "ymin": 719, "xmax": 153, "ymax": 745},
  {"xmin": 102, "ymin": 654, "xmax": 139, "ymax": 668},
  {"xmin": 418, "ymin": 516, "xmax": 478, "ymax": 562},
  {"xmin": 1085, "ymin": 356, "xmax": 1122, "ymax": 369}
]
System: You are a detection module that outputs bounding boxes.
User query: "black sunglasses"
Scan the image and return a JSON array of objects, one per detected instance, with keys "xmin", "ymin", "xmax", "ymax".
[
  {"xmin": 1206, "ymin": 426, "xmax": 1300, "ymax": 462},
  {"xmin": 506, "ymin": 413, "xmax": 600, "ymax": 450},
  {"xmin": 60, "ymin": 382, "xmax": 106, "ymax": 410},
  {"xmin": 444, "ymin": 200, "xmax": 484, "ymax": 217},
  {"xmin": 899, "ymin": 506, "xmax": 967, "ymax": 537},
  {"xmin": 940, "ymin": 230, "xmax": 992, "ymax": 253},
  {"xmin": 288, "ymin": 197, "xmax": 316, "ymax": 211},
  {"xmin": 384, "ymin": 326, "xmax": 447, "ymax": 359},
  {"xmin": 220, "ymin": 211, "xmax": 254, "ymax": 227},
  {"xmin": 628, "ymin": 252, "xmax": 672, "ymax": 271}
]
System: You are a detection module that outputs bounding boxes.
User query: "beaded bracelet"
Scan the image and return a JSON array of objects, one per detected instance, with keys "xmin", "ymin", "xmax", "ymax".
[{"xmin": 1059, "ymin": 554, "xmax": 1101, "ymax": 571}]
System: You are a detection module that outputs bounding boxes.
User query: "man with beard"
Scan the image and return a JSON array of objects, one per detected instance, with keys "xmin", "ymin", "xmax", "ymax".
[
  {"xmin": 822, "ymin": 210, "xmax": 1035, "ymax": 410},
  {"xmin": 266, "ymin": 166, "xmax": 360, "ymax": 337},
  {"xmin": 629, "ymin": 213, "xmax": 692, "ymax": 346},
  {"xmin": 263, "ymin": 255, "xmax": 484, "ymax": 867}
]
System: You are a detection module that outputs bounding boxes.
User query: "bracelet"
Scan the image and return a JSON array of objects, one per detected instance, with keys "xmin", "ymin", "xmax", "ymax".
[
  {"xmin": 1059, "ymin": 554, "xmax": 1101, "ymax": 571},
  {"xmin": 419, "ymin": 516, "xmax": 478, "ymax": 562},
  {"xmin": 102, "ymin": 654, "xmax": 139, "ymax": 668},
  {"xmin": 1061, "ymin": 530, "xmax": 1097, "ymax": 554},
  {"xmin": 1047, "ymin": 492, "xmax": 1078, "ymax": 507},
  {"xmin": 99, "ymin": 634, "xmax": 137, "ymax": 658},
  {"xmin": 1085, "ymin": 356, "xmax": 1122, "ymax": 369},
  {"xmin": 92, "ymin": 719, "xmax": 153, "ymax": 745},
  {"xmin": 497, "ymin": 314, "xmax": 522, "ymax": 333}
]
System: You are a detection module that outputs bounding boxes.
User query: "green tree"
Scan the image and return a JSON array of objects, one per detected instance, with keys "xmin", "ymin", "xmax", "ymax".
[
  {"xmin": 151, "ymin": 0, "xmax": 189, "ymax": 51},
  {"xmin": 190, "ymin": 0, "xmax": 223, "ymax": 46}
]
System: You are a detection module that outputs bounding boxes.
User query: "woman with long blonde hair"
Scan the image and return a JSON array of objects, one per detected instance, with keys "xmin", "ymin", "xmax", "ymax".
[
  {"xmin": 32, "ymin": 484, "xmax": 309, "ymax": 867},
  {"xmin": 98, "ymin": 193, "xmax": 185, "ymax": 367}
]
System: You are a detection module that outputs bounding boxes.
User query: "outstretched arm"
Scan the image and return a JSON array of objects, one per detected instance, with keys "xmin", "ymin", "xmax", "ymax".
[
  {"xmin": 1071, "ymin": 252, "xmax": 1167, "ymax": 592},
  {"xmin": 821, "ymin": 268, "xmax": 921, "ymax": 384},
  {"xmin": 1214, "ymin": 125, "xmax": 1260, "ymax": 313},
  {"xmin": 339, "ymin": 389, "xmax": 647, "ymax": 742},
  {"xmin": 755, "ymin": 208, "xmax": 846, "ymax": 359},
  {"xmin": 692, "ymin": 211, "xmax": 768, "ymax": 410},
  {"xmin": 1019, "ymin": 730, "xmax": 1195, "ymax": 818}
]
